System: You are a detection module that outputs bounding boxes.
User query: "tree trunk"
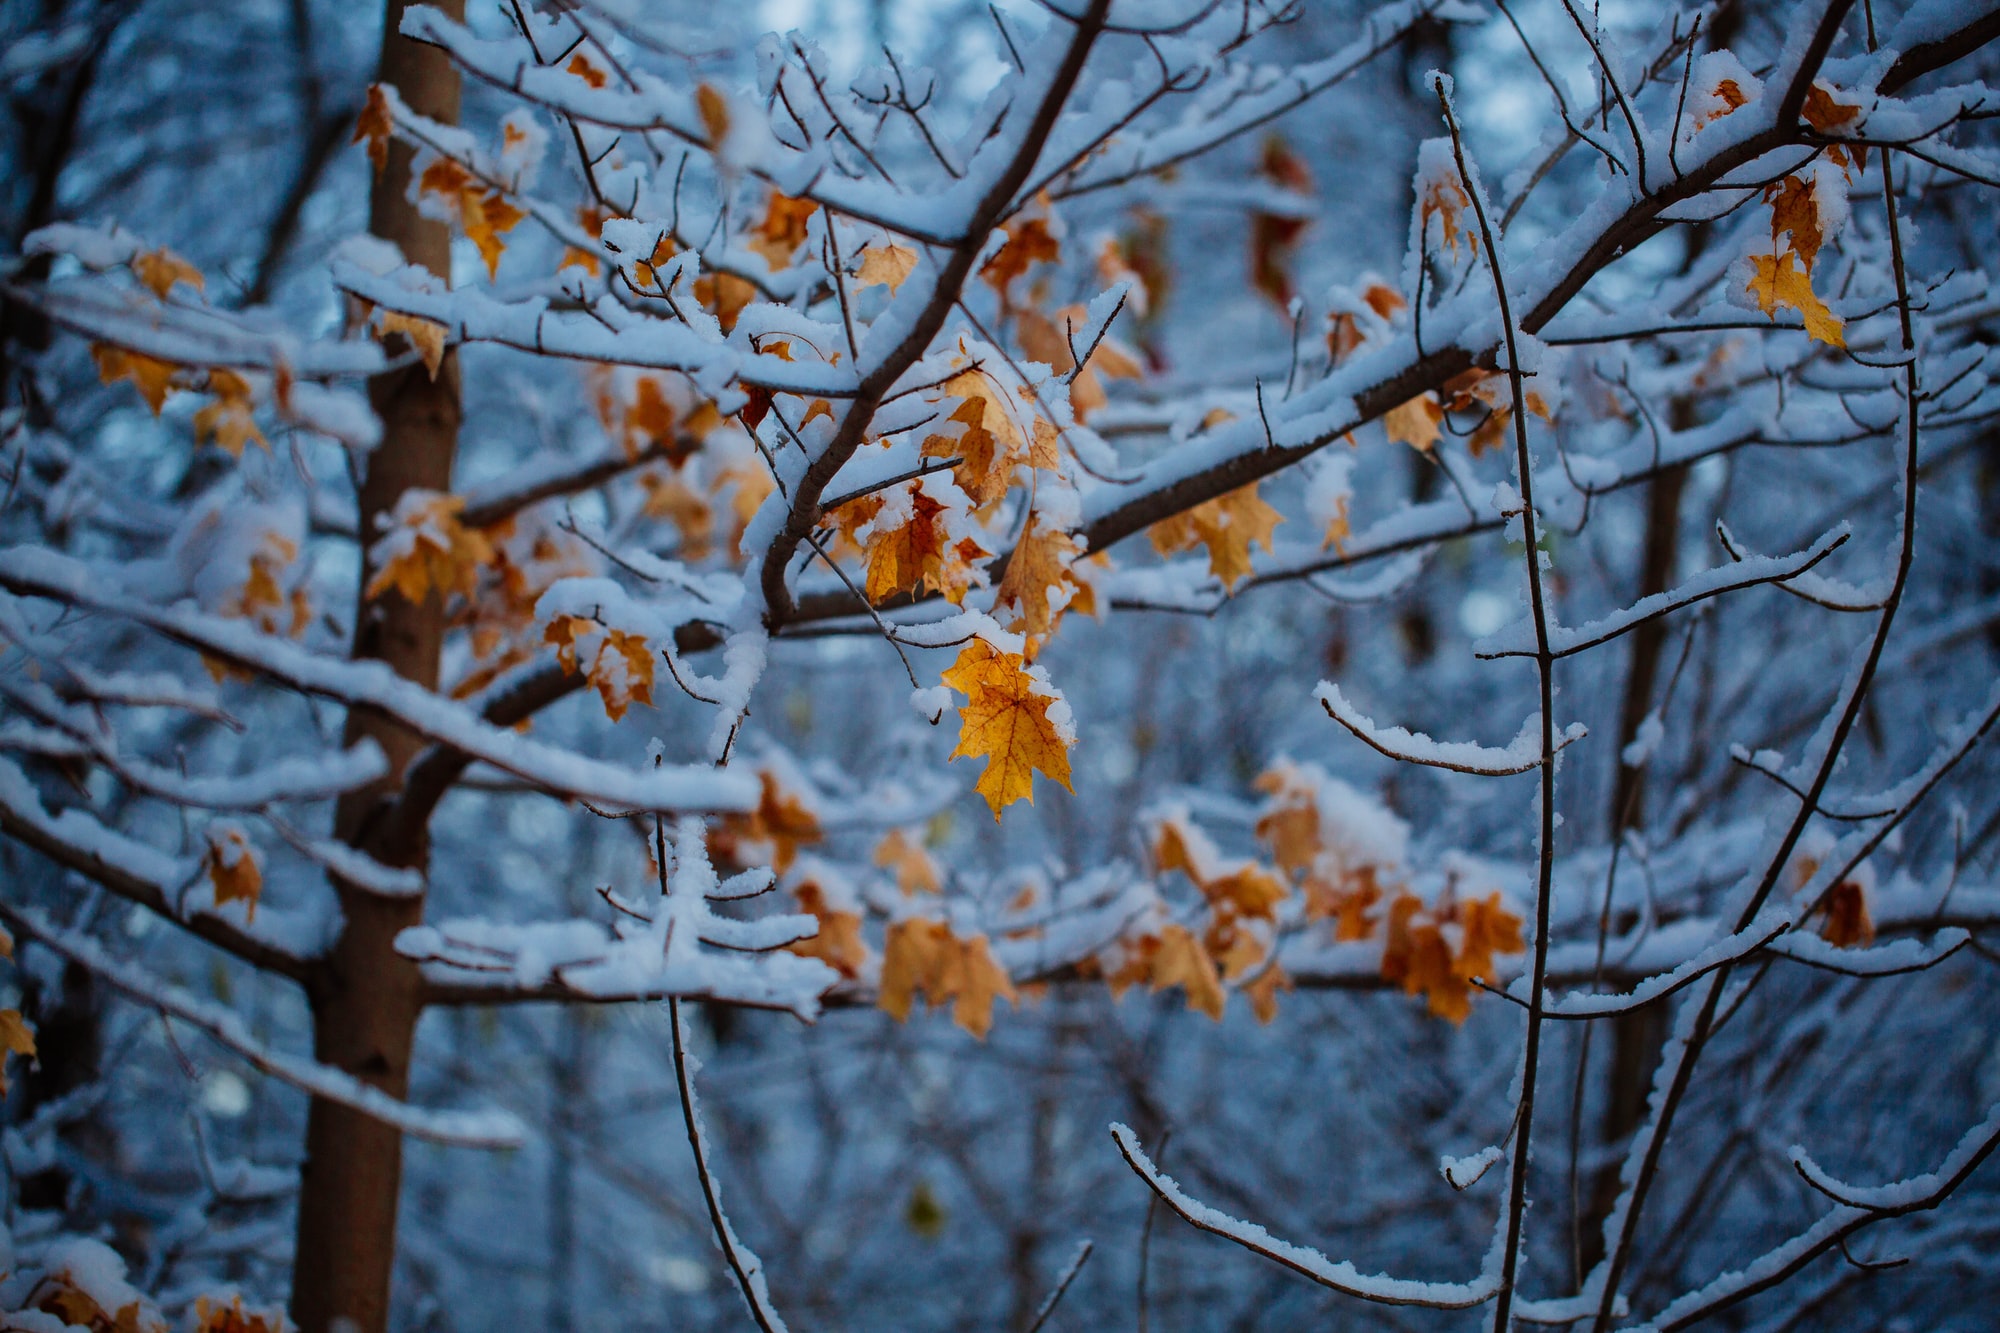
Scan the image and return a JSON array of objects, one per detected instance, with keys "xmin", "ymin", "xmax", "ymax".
[
  {"xmin": 289, "ymin": 3, "xmax": 462, "ymax": 1329},
  {"xmin": 1579, "ymin": 458, "xmax": 1687, "ymax": 1276}
]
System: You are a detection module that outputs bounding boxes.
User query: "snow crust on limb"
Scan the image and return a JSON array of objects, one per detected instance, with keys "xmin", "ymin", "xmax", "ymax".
[{"xmin": 1316, "ymin": 682, "xmax": 1584, "ymax": 775}]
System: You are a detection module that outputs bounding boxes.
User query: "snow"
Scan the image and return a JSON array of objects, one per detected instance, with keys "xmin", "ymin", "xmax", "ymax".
[{"xmin": 1316, "ymin": 682, "xmax": 1584, "ymax": 776}]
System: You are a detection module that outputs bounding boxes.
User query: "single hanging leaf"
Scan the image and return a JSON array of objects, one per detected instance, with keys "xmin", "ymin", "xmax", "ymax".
[
  {"xmin": 788, "ymin": 879, "xmax": 869, "ymax": 978},
  {"xmin": 1746, "ymin": 251, "xmax": 1843, "ymax": 347},
  {"xmin": 1384, "ymin": 392, "xmax": 1444, "ymax": 453},
  {"xmin": 131, "ymin": 248, "xmax": 204, "ymax": 301},
  {"xmin": 1148, "ymin": 924, "xmax": 1225, "ymax": 1019},
  {"xmin": 353, "ymin": 84, "xmax": 394, "ymax": 175},
  {"xmin": 855, "ymin": 243, "xmax": 918, "ymax": 293},
  {"xmin": 376, "ymin": 310, "xmax": 448, "ymax": 379},
  {"xmin": 942, "ymin": 638, "xmax": 1075, "ymax": 818},
  {"xmin": 993, "ymin": 513, "xmax": 1081, "ymax": 641},
  {"xmin": 205, "ymin": 827, "xmax": 263, "ymax": 919},
  {"xmin": 92, "ymin": 344, "xmax": 177, "ymax": 414},
  {"xmin": 1765, "ymin": 175, "xmax": 1824, "ymax": 273},
  {"xmin": 193, "ymin": 369, "xmax": 266, "ymax": 457}
]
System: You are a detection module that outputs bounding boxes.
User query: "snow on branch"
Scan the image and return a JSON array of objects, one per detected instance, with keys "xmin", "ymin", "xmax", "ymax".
[
  {"xmin": 0, "ymin": 758, "xmax": 312, "ymax": 977},
  {"xmin": 0, "ymin": 901, "xmax": 524, "ymax": 1150},
  {"xmin": 1110, "ymin": 1123, "xmax": 1500, "ymax": 1309},
  {"xmin": 0, "ymin": 546, "xmax": 756, "ymax": 815},
  {"xmin": 1630, "ymin": 1101, "xmax": 2000, "ymax": 1331},
  {"xmin": 1474, "ymin": 526, "xmax": 1850, "ymax": 661},
  {"xmin": 1316, "ymin": 683, "xmax": 1585, "ymax": 776}
]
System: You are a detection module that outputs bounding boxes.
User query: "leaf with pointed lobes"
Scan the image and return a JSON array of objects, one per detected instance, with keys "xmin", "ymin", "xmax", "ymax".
[
  {"xmin": 942, "ymin": 637, "xmax": 1075, "ymax": 818},
  {"xmin": 878, "ymin": 918, "xmax": 1018, "ymax": 1038},
  {"xmin": 376, "ymin": 310, "xmax": 448, "ymax": 379},
  {"xmin": 855, "ymin": 243, "xmax": 918, "ymax": 293},
  {"xmin": 1133, "ymin": 924, "xmax": 1226, "ymax": 1020},
  {"xmin": 353, "ymin": 84, "xmax": 394, "ymax": 175},
  {"xmin": 543, "ymin": 616, "xmax": 655, "ymax": 720},
  {"xmin": 0, "ymin": 1008, "xmax": 34, "ymax": 1096},
  {"xmin": 994, "ymin": 512, "xmax": 1081, "ymax": 642},
  {"xmin": 710, "ymin": 770, "xmax": 823, "ymax": 874},
  {"xmin": 1746, "ymin": 251, "xmax": 1843, "ymax": 347},
  {"xmin": 1384, "ymin": 392, "xmax": 1443, "ymax": 453},
  {"xmin": 418, "ymin": 158, "xmax": 525, "ymax": 279},
  {"xmin": 365, "ymin": 491, "xmax": 497, "ymax": 605},
  {"xmin": 1153, "ymin": 816, "xmax": 1288, "ymax": 921},
  {"xmin": 204, "ymin": 826, "xmax": 263, "ymax": 920},
  {"xmin": 1441, "ymin": 369, "xmax": 1553, "ymax": 459},
  {"xmin": 92, "ymin": 343, "xmax": 178, "ymax": 414},
  {"xmin": 1147, "ymin": 481, "xmax": 1282, "ymax": 590},
  {"xmin": 1803, "ymin": 81, "xmax": 1868, "ymax": 176},
  {"xmin": 1765, "ymin": 175, "xmax": 1825, "ymax": 274},
  {"xmin": 875, "ymin": 828, "xmax": 941, "ymax": 895},
  {"xmin": 789, "ymin": 879, "xmax": 870, "ymax": 978},
  {"xmin": 191, "ymin": 369, "xmax": 267, "ymax": 457},
  {"xmin": 131, "ymin": 247, "xmax": 203, "ymax": 301},
  {"xmin": 225, "ymin": 531, "xmax": 309, "ymax": 637},
  {"xmin": 864, "ymin": 483, "xmax": 987, "ymax": 606}
]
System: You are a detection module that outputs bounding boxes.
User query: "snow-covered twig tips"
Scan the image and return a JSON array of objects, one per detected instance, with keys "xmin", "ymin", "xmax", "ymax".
[{"xmin": 1316, "ymin": 683, "xmax": 1584, "ymax": 776}]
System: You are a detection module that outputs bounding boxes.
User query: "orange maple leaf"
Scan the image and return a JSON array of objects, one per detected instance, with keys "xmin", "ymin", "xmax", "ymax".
[
  {"xmin": 192, "ymin": 369, "xmax": 267, "ymax": 457},
  {"xmin": 92, "ymin": 343, "xmax": 178, "ymax": 414},
  {"xmin": 980, "ymin": 214, "xmax": 1060, "ymax": 301},
  {"xmin": 1146, "ymin": 481, "xmax": 1281, "ymax": 589},
  {"xmin": 204, "ymin": 827, "xmax": 263, "ymax": 920},
  {"xmin": 375, "ymin": 310, "xmax": 448, "ymax": 379},
  {"xmin": 878, "ymin": 918, "xmax": 1018, "ymax": 1038},
  {"xmin": 748, "ymin": 191, "xmax": 818, "ymax": 270},
  {"xmin": 942, "ymin": 638, "xmax": 1075, "ymax": 817},
  {"xmin": 993, "ymin": 512, "xmax": 1080, "ymax": 641},
  {"xmin": 875, "ymin": 828, "xmax": 942, "ymax": 895},
  {"xmin": 789, "ymin": 879, "xmax": 870, "ymax": 979},
  {"xmin": 0, "ymin": 1008, "xmax": 34, "ymax": 1096},
  {"xmin": 1746, "ymin": 251, "xmax": 1843, "ymax": 347},
  {"xmin": 353, "ymin": 84, "xmax": 394, "ymax": 175},
  {"xmin": 131, "ymin": 248, "xmax": 204, "ymax": 301},
  {"xmin": 365, "ymin": 491, "xmax": 497, "ymax": 605}
]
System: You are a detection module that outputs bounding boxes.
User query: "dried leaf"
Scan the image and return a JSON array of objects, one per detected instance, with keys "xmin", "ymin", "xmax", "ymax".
[
  {"xmin": 696, "ymin": 83, "xmax": 731, "ymax": 145},
  {"xmin": 1146, "ymin": 481, "xmax": 1281, "ymax": 590},
  {"xmin": 789, "ymin": 880, "xmax": 869, "ymax": 978},
  {"xmin": 1746, "ymin": 251, "xmax": 1843, "ymax": 347},
  {"xmin": 205, "ymin": 827, "xmax": 263, "ymax": 920},
  {"xmin": 942, "ymin": 638, "xmax": 1075, "ymax": 818},
  {"xmin": 1384, "ymin": 393, "xmax": 1444, "ymax": 453},
  {"xmin": 92, "ymin": 343, "xmax": 177, "ymax": 414},
  {"xmin": 353, "ymin": 84, "xmax": 394, "ymax": 175},
  {"xmin": 131, "ymin": 248, "xmax": 204, "ymax": 301},
  {"xmin": 376, "ymin": 310, "xmax": 448, "ymax": 379},
  {"xmin": 855, "ymin": 243, "xmax": 918, "ymax": 294}
]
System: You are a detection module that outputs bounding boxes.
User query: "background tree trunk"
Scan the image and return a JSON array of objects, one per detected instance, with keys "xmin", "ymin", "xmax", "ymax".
[{"xmin": 289, "ymin": 3, "xmax": 463, "ymax": 1329}]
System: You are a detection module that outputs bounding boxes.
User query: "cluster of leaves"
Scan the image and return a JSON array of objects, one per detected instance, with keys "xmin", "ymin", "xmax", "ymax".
[{"xmin": 0, "ymin": 1239, "xmax": 282, "ymax": 1333}]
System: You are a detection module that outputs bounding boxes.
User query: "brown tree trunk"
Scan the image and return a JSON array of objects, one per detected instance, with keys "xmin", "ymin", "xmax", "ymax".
[
  {"xmin": 1579, "ymin": 458, "xmax": 1687, "ymax": 1276},
  {"xmin": 289, "ymin": 4, "xmax": 463, "ymax": 1329}
]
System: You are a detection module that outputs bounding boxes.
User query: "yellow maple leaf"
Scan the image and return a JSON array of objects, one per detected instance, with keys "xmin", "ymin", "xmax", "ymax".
[
  {"xmin": 0, "ymin": 1007, "xmax": 34, "ymax": 1095},
  {"xmin": 1243, "ymin": 962, "xmax": 1292, "ymax": 1024},
  {"xmin": 863, "ymin": 486, "xmax": 985, "ymax": 605},
  {"xmin": 364, "ymin": 492, "xmax": 496, "ymax": 605},
  {"xmin": 1746, "ymin": 251, "xmax": 1843, "ymax": 347},
  {"xmin": 376, "ymin": 310, "xmax": 448, "ymax": 379},
  {"xmin": 193, "ymin": 369, "xmax": 266, "ymax": 457},
  {"xmin": 875, "ymin": 828, "xmax": 941, "ymax": 895},
  {"xmin": 788, "ymin": 879, "xmax": 870, "ymax": 978},
  {"xmin": 92, "ymin": 343, "xmax": 177, "ymax": 415},
  {"xmin": 855, "ymin": 243, "xmax": 918, "ymax": 294},
  {"xmin": 942, "ymin": 638, "xmax": 1075, "ymax": 818},
  {"xmin": 131, "ymin": 248, "xmax": 204, "ymax": 301},
  {"xmin": 1146, "ymin": 481, "xmax": 1281, "ymax": 590},
  {"xmin": 1384, "ymin": 392, "xmax": 1444, "ymax": 452},
  {"xmin": 1148, "ymin": 924, "xmax": 1225, "ymax": 1019},
  {"xmin": 1454, "ymin": 891, "xmax": 1525, "ymax": 985},
  {"xmin": 878, "ymin": 918, "xmax": 1018, "ymax": 1038},
  {"xmin": 993, "ymin": 513, "xmax": 1079, "ymax": 641},
  {"xmin": 204, "ymin": 827, "xmax": 263, "ymax": 920}
]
